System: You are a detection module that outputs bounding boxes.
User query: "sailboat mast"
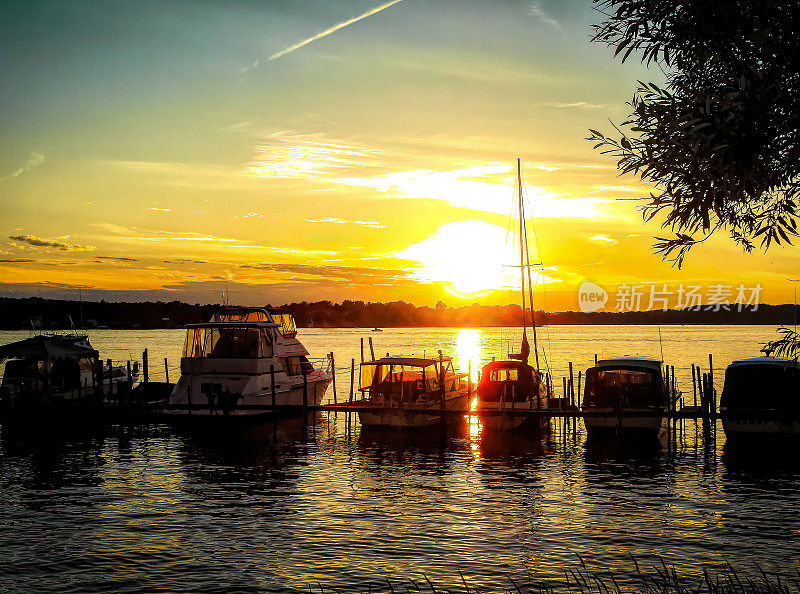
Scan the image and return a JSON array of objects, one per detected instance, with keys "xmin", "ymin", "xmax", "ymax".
[
  {"xmin": 522, "ymin": 198, "xmax": 541, "ymax": 370},
  {"xmin": 517, "ymin": 158, "xmax": 529, "ymax": 363}
]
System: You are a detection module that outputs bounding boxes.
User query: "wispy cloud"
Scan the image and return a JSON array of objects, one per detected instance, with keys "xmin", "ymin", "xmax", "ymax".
[
  {"xmin": 589, "ymin": 234, "xmax": 617, "ymax": 244},
  {"xmin": 92, "ymin": 223, "xmax": 339, "ymax": 255},
  {"xmin": 541, "ymin": 101, "xmax": 604, "ymax": 110},
  {"xmin": 530, "ymin": 3, "xmax": 561, "ymax": 30},
  {"xmin": 95, "ymin": 255, "xmax": 137, "ymax": 262},
  {"xmin": 149, "ymin": 207, "xmax": 172, "ymax": 212},
  {"xmin": 9, "ymin": 234, "xmax": 96, "ymax": 252},
  {"xmin": 303, "ymin": 217, "xmax": 386, "ymax": 228},
  {"xmin": 245, "ymin": 0, "xmax": 404, "ymax": 70},
  {"xmin": 1, "ymin": 151, "xmax": 44, "ymax": 183},
  {"xmin": 245, "ymin": 131, "xmax": 385, "ymax": 179}
]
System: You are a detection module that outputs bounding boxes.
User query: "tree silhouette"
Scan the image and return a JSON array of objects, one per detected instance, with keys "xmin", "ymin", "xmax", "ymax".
[{"xmin": 589, "ymin": 0, "xmax": 799, "ymax": 267}]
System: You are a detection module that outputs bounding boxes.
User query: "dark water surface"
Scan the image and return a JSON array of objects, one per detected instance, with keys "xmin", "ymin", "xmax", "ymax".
[{"xmin": 1, "ymin": 326, "xmax": 799, "ymax": 591}]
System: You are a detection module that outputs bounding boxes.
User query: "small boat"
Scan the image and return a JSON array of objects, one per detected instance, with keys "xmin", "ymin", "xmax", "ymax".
[
  {"xmin": 355, "ymin": 353, "xmax": 472, "ymax": 428},
  {"xmin": 476, "ymin": 158, "xmax": 551, "ymax": 431},
  {"xmin": 720, "ymin": 357, "xmax": 800, "ymax": 436},
  {"xmin": 581, "ymin": 356, "xmax": 667, "ymax": 434},
  {"xmin": 167, "ymin": 307, "xmax": 332, "ymax": 417},
  {"xmin": 0, "ymin": 334, "xmax": 134, "ymax": 418},
  {"xmin": 477, "ymin": 360, "xmax": 549, "ymax": 430},
  {"xmin": 371, "ymin": 328, "xmax": 383, "ymax": 332}
]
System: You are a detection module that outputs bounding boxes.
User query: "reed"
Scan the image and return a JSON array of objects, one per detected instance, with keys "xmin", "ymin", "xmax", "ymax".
[{"xmin": 305, "ymin": 555, "xmax": 796, "ymax": 593}]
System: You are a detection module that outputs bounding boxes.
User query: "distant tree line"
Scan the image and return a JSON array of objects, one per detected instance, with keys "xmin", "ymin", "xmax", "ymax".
[{"xmin": 0, "ymin": 297, "xmax": 797, "ymax": 330}]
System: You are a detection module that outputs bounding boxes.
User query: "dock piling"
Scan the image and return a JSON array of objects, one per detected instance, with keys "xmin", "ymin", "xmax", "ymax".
[{"xmin": 330, "ymin": 352, "xmax": 337, "ymax": 404}]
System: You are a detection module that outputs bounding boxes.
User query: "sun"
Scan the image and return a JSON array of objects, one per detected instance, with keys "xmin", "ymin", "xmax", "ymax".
[{"xmin": 399, "ymin": 219, "xmax": 516, "ymax": 297}]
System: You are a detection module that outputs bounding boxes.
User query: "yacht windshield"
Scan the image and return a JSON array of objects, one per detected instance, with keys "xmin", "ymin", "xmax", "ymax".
[
  {"xmin": 183, "ymin": 327, "xmax": 273, "ymax": 358},
  {"xmin": 584, "ymin": 368, "xmax": 664, "ymax": 408},
  {"xmin": 211, "ymin": 310, "xmax": 272, "ymax": 323}
]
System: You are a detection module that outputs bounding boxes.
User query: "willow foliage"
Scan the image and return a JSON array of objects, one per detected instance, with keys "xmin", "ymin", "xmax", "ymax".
[{"xmin": 589, "ymin": 0, "xmax": 800, "ymax": 266}]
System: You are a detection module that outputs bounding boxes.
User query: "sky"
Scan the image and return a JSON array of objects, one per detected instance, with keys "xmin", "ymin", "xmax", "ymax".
[{"xmin": 0, "ymin": 0, "xmax": 797, "ymax": 311}]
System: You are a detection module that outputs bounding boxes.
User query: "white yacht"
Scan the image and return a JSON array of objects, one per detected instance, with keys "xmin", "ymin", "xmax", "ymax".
[
  {"xmin": 582, "ymin": 356, "xmax": 668, "ymax": 434},
  {"xmin": 167, "ymin": 307, "xmax": 332, "ymax": 417}
]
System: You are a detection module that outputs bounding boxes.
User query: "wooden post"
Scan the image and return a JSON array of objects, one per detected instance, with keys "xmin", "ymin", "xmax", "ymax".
[
  {"xmin": 302, "ymin": 367, "xmax": 308, "ymax": 410},
  {"xmin": 708, "ymin": 354, "xmax": 714, "ymax": 416},
  {"xmin": 330, "ymin": 352, "xmax": 337, "ymax": 404},
  {"xmin": 577, "ymin": 370, "xmax": 582, "ymax": 409},
  {"xmin": 594, "ymin": 353, "xmax": 598, "ymax": 365},
  {"xmin": 369, "ymin": 337, "xmax": 375, "ymax": 361},
  {"xmin": 349, "ymin": 358, "xmax": 355, "ymax": 402},
  {"xmin": 143, "ymin": 349, "xmax": 149, "ymax": 384},
  {"xmin": 692, "ymin": 364, "xmax": 697, "ymax": 408},
  {"xmin": 671, "ymin": 365, "xmax": 677, "ymax": 413},
  {"xmin": 568, "ymin": 362, "xmax": 574, "ymax": 408},
  {"xmin": 469, "ymin": 360, "xmax": 474, "ymax": 411},
  {"xmin": 270, "ymin": 364, "xmax": 276, "ymax": 412},
  {"xmin": 127, "ymin": 360, "xmax": 132, "ymax": 395},
  {"xmin": 360, "ymin": 338, "xmax": 364, "ymax": 364},
  {"xmin": 438, "ymin": 351, "xmax": 445, "ymax": 423},
  {"xmin": 107, "ymin": 359, "xmax": 113, "ymax": 397},
  {"xmin": 562, "ymin": 377, "xmax": 567, "ymax": 412},
  {"xmin": 164, "ymin": 358, "xmax": 169, "ymax": 384}
]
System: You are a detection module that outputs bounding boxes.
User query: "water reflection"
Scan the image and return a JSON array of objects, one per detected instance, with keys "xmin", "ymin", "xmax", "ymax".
[{"xmin": 455, "ymin": 328, "xmax": 482, "ymax": 382}]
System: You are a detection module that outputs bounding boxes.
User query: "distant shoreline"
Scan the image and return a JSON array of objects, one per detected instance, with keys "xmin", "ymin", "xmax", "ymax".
[{"xmin": 1, "ymin": 296, "xmax": 797, "ymax": 331}]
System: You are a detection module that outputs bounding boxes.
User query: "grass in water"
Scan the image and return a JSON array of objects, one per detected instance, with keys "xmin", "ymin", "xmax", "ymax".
[{"xmin": 308, "ymin": 555, "xmax": 797, "ymax": 593}]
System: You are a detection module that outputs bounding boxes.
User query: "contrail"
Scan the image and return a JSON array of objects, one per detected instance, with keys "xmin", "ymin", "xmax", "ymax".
[{"xmin": 246, "ymin": 0, "xmax": 403, "ymax": 70}]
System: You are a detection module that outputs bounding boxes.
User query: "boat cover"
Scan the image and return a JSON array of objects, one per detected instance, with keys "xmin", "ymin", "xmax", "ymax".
[{"xmin": 0, "ymin": 335, "xmax": 98, "ymax": 361}]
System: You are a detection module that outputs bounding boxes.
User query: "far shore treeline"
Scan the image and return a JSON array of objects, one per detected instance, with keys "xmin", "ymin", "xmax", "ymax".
[{"xmin": 0, "ymin": 297, "xmax": 798, "ymax": 330}]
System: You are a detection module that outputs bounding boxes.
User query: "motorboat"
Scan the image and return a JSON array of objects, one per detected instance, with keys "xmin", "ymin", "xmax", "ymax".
[
  {"xmin": 355, "ymin": 353, "xmax": 472, "ymax": 428},
  {"xmin": 720, "ymin": 357, "xmax": 800, "ymax": 435},
  {"xmin": 477, "ymin": 359, "xmax": 548, "ymax": 430},
  {"xmin": 476, "ymin": 159, "xmax": 551, "ymax": 431},
  {"xmin": 581, "ymin": 356, "xmax": 667, "ymax": 434},
  {"xmin": 0, "ymin": 333, "xmax": 135, "ymax": 417},
  {"xmin": 167, "ymin": 307, "xmax": 332, "ymax": 417}
]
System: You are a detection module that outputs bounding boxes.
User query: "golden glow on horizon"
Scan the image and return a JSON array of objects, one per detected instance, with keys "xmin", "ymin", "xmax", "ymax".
[{"xmin": 1, "ymin": 1, "xmax": 797, "ymax": 307}]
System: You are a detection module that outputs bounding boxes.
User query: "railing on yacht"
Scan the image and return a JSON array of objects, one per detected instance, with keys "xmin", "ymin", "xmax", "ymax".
[{"xmin": 271, "ymin": 314, "xmax": 298, "ymax": 338}]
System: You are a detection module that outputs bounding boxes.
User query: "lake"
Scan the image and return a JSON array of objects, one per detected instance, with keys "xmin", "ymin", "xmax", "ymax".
[{"xmin": 1, "ymin": 325, "xmax": 798, "ymax": 592}]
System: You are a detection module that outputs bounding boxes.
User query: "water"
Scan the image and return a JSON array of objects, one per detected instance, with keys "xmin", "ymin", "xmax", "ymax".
[{"xmin": 1, "ymin": 326, "xmax": 798, "ymax": 592}]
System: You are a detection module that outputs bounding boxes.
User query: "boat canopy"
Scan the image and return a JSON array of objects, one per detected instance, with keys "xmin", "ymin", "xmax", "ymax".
[
  {"xmin": 721, "ymin": 359, "xmax": 800, "ymax": 411},
  {"xmin": 583, "ymin": 365, "xmax": 666, "ymax": 408},
  {"xmin": 359, "ymin": 357, "xmax": 449, "ymax": 394},
  {"xmin": 211, "ymin": 307, "xmax": 273, "ymax": 323},
  {"xmin": 182, "ymin": 326, "xmax": 274, "ymax": 359},
  {"xmin": 187, "ymin": 309, "xmax": 298, "ymax": 338},
  {"xmin": 362, "ymin": 356, "xmax": 449, "ymax": 367},
  {"xmin": 477, "ymin": 360, "xmax": 540, "ymax": 403},
  {"xmin": 0, "ymin": 335, "xmax": 98, "ymax": 362},
  {"xmin": 596, "ymin": 356, "xmax": 662, "ymax": 370}
]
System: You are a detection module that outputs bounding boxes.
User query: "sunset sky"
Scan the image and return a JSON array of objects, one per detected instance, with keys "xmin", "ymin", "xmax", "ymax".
[{"xmin": 1, "ymin": 0, "xmax": 797, "ymax": 310}]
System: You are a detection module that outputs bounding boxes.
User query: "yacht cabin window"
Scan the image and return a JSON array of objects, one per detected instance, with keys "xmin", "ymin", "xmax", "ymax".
[{"xmin": 182, "ymin": 327, "xmax": 273, "ymax": 358}]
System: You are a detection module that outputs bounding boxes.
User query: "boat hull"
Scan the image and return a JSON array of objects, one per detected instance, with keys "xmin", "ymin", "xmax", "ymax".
[
  {"xmin": 476, "ymin": 402, "xmax": 549, "ymax": 432},
  {"xmin": 582, "ymin": 407, "xmax": 665, "ymax": 434},
  {"xmin": 165, "ymin": 375, "xmax": 331, "ymax": 417},
  {"xmin": 722, "ymin": 413, "xmax": 800, "ymax": 436},
  {"xmin": 358, "ymin": 392, "xmax": 470, "ymax": 429}
]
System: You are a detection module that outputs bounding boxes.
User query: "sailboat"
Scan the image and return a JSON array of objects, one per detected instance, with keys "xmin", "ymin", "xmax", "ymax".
[{"xmin": 476, "ymin": 159, "xmax": 550, "ymax": 431}]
